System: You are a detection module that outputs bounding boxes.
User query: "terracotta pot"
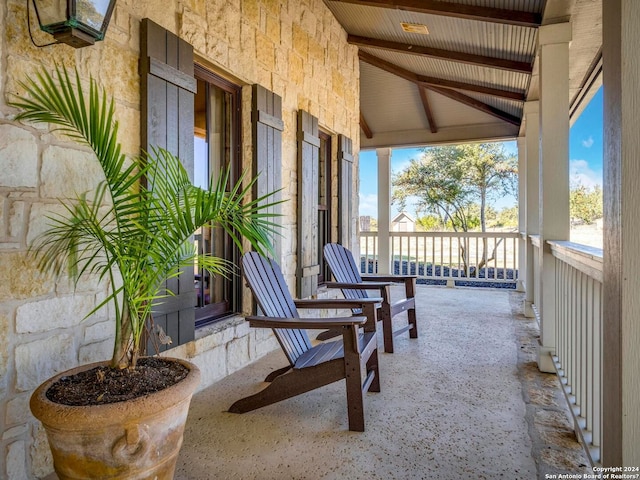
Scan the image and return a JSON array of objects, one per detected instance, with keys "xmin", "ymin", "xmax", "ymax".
[{"xmin": 30, "ymin": 357, "xmax": 200, "ymax": 480}]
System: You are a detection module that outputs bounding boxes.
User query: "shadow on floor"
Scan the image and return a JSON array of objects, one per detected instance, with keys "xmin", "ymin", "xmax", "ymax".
[{"xmin": 175, "ymin": 286, "xmax": 591, "ymax": 480}]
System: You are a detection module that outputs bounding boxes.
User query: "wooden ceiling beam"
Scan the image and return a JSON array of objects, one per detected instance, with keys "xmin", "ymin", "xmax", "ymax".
[
  {"xmin": 359, "ymin": 51, "xmax": 525, "ymax": 101},
  {"xmin": 330, "ymin": 0, "xmax": 542, "ymax": 28},
  {"xmin": 349, "ymin": 35, "xmax": 533, "ymax": 73},
  {"xmin": 360, "ymin": 112, "xmax": 373, "ymax": 138},
  {"xmin": 359, "ymin": 50, "xmax": 418, "ymax": 82},
  {"xmin": 418, "ymin": 86, "xmax": 438, "ymax": 133},
  {"xmin": 426, "ymin": 85, "xmax": 521, "ymax": 126}
]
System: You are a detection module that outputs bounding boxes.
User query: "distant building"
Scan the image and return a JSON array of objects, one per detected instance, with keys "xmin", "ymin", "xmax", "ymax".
[
  {"xmin": 391, "ymin": 212, "xmax": 416, "ymax": 232},
  {"xmin": 360, "ymin": 216, "xmax": 372, "ymax": 232}
]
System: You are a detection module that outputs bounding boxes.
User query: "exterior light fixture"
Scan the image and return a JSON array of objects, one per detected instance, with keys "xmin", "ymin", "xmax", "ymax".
[
  {"xmin": 400, "ymin": 22, "xmax": 429, "ymax": 35},
  {"xmin": 31, "ymin": 0, "xmax": 117, "ymax": 48}
]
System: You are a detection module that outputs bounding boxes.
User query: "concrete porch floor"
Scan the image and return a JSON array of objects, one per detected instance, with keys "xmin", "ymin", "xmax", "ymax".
[{"xmin": 175, "ymin": 286, "xmax": 592, "ymax": 480}]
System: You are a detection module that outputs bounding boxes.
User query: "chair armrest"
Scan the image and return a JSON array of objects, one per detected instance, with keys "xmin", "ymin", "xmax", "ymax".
[
  {"xmin": 362, "ymin": 275, "xmax": 416, "ymax": 298},
  {"xmin": 294, "ymin": 298, "xmax": 382, "ymax": 310},
  {"xmin": 246, "ymin": 315, "xmax": 367, "ymax": 330},
  {"xmin": 361, "ymin": 275, "xmax": 417, "ymax": 282},
  {"xmin": 326, "ymin": 281, "xmax": 392, "ymax": 290}
]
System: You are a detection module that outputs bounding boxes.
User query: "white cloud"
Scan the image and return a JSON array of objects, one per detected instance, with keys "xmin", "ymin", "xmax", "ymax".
[
  {"xmin": 358, "ymin": 193, "xmax": 378, "ymax": 217},
  {"xmin": 392, "ymin": 160, "xmax": 412, "ymax": 175},
  {"xmin": 581, "ymin": 136, "xmax": 594, "ymax": 148},
  {"xmin": 570, "ymin": 159, "xmax": 602, "ymax": 189}
]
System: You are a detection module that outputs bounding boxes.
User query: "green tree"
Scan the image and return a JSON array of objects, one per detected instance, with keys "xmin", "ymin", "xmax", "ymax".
[
  {"xmin": 415, "ymin": 214, "xmax": 443, "ymax": 231},
  {"xmin": 392, "ymin": 143, "xmax": 517, "ymax": 274},
  {"xmin": 494, "ymin": 206, "xmax": 519, "ymax": 228},
  {"xmin": 393, "ymin": 143, "xmax": 516, "ymax": 232},
  {"xmin": 570, "ymin": 184, "xmax": 603, "ymax": 224}
]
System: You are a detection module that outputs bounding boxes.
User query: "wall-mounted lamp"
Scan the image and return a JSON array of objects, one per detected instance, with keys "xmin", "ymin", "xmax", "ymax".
[{"xmin": 31, "ymin": 0, "xmax": 117, "ymax": 48}]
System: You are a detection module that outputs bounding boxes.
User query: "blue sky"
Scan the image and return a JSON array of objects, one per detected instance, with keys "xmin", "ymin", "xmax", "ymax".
[{"xmin": 359, "ymin": 86, "xmax": 604, "ymax": 218}]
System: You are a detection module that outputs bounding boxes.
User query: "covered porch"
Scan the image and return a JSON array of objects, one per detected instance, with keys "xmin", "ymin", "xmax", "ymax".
[
  {"xmin": 2, "ymin": 0, "xmax": 640, "ymax": 477},
  {"xmin": 343, "ymin": 0, "xmax": 636, "ymax": 468},
  {"xmin": 175, "ymin": 286, "xmax": 589, "ymax": 479}
]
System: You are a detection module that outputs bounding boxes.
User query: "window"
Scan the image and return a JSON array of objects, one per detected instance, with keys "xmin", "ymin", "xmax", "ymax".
[
  {"xmin": 318, "ymin": 131, "xmax": 332, "ymax": 284},
  {"xmin": 193, "ymin": 66, "xmax": 241, "ymax": 326}
]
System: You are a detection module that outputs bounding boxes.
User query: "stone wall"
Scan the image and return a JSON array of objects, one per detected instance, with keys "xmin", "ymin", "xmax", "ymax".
[{"xmin": 0, "ymin": 1, "xmax": 360, "ymax": 477}]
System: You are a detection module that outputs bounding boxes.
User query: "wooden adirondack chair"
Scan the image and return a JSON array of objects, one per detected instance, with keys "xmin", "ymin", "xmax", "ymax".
[
  {"xmin": 322, "ymin": 243, "xmax": 418, "ymax": 353},
  {"xmin": 228, "ymin": 251, "xmax": 381, "ymax": 432}
]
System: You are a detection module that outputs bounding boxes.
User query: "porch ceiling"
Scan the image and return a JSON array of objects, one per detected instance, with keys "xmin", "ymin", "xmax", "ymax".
[{"xmin": 323, "ymin": 0, "xmax": 603, "ymax": 149}]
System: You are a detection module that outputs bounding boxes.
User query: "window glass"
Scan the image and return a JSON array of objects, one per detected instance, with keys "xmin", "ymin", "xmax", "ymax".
[{"xmin": 193, "ymin": 71, "xmax": 240, "ymax": 325}]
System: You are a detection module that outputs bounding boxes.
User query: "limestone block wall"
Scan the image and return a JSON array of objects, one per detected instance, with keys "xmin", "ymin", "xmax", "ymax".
[{"xmin": 0, "ymin": 0, "xmax": 360, "ymax": 477}]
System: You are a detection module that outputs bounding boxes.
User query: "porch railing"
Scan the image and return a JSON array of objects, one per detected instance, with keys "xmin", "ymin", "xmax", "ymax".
[
  {"xmin": 359, "ymin": 231, "xmax": 519, "ymax": 285},
  {"xmin": 548, "ymin": 240, "xmax": 603, "ymax": 464},
  {"xmin": 530, "ymin": 235, "xmax": 542, "ymax": 318}
]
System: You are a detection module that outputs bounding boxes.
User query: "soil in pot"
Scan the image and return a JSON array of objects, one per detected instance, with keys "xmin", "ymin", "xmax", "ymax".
[{"xmin": 46, "ymin": 357, "xmax": 189, "ymax": 406}]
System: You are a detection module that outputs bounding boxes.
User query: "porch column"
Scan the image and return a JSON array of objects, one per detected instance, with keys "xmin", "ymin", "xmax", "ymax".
[
  {"xmin": 602, "ymin": 0, "xmax": 640, "ymax": 466},
  {"xmin": 524, "ymin": 101, "xmax": 540, "ymax": 318},
  {"xmin": 537, "ymin": 23, "xmax": 571, "ymax": 373},
  {"xmin": 377, "ymin": 148, "xmax": 392, "ymax": 274},
  {"xmin": 516, "ymin": 136, "xmax": 526, "ymax": 292}
]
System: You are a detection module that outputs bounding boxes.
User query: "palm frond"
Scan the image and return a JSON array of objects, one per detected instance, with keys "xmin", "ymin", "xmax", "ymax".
[{"xmin": 11, "ymin": 66, "xmax": 283, "ymax": 369}]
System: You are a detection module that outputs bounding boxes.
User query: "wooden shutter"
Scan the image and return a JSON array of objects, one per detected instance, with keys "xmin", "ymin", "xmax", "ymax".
[
  {"xmin": 251, "ymin": 84, "xmax": 283, "ymax": 259},
  {"xmin": 140, "ymin": 18, "xmax": 197, "ymax": 351},
  {"xmin": 297, "ymin": 111, "xmax": 320, "ymax": 298},
  {"xmin": 338, "ymin": 135, "xmax": 354, "ymax": 247}
]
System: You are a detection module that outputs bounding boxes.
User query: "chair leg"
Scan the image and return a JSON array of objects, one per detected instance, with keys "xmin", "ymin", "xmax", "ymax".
[
  {"xmin": 378, "ymin": 303, "xmax": 394, "ymax": 353},
  {"xmin": 405, "ymin": 278, "xmax": 418, "ymax": 339},
  {"xmin": 342, "ymin": 325, "xmax": 366, "ymax": 431},
  {"xmin": 366, "ymin": 348, "xmax": 380, "ymax": 393},
  {"xmin": 408, "ymin": 307, "xmax": 418, "ymax": 339},
  {"xmin": 229, "ymin": 366, "xmax": 343, "ymax": 414}
]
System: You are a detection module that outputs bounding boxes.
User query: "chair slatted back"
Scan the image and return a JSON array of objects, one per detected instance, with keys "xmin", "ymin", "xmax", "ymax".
[
  {"xmin": 324, "ymin": 243, "xmax": 370, "ymax": 300},
  {"xmin": 242, "ymin": 252, "xmax": 312, "ymax": 365}
]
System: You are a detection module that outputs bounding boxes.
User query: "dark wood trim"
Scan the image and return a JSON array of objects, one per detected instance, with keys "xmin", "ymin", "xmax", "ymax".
[
  {"xmin": 318, "ymin": 130, "xmax": 332, "ymax": 285},
  {"xmin": 297, "ymin": 130, "xmax": 321, "ymax": 147},
  {"xmin": 359, "ymin": 50, "xmax": 525, "ymax": 100},
  {"xmin": 360, "ymin": 112, "xmax": 373, "ymax": 138},
  {"xmin": 193, "ymin": 66, "xmax": 243, "ymax": 326},
  {"xmin": 255, "ymin": 110, "xmax": 285, "ymax": 131},
  {"xmin": 360, "ymin": 50, "xmax": 419, "ymax": 83},
  {"xmin": 426, "ymin": 85, "xmax": 521, "ymax": 126},
  {"xmin": 194, "ymin": 64, "xmax": 242, "ymax": 94},
  {"xmin": 142, "ymin": 56, "xmax": 197, "ymax": 93},
  {"xmin": 330, "ymin": 0, "xmax": 542, "ymax": 27},
  {"xmin": 338, "ymin": 135, "xmax": 353, "ymax": 245},
  {"xmin": 349, "ymin": 35, "xmax": 533, "ymax": 73},
  {"xmin": 140, "ymin": 18, "xmax": 196, "ymax": 351},
  {"xmin": 297, "ymin": 110, "xmax": 320, "ymax": 298},
  {"xmin": 252, "ymin": 84, "xmax": 283, "ymax": 260},
  {"xmin": 418, "ymin": 86, "xmax": 437, "ymax": 133},
  {"xmin": 195, "ymin": 301, "xmax": 230, "ymax": 323},
  {"xmin": 418, "ymin": 77, "xmax": 525, "ymax": 102}
]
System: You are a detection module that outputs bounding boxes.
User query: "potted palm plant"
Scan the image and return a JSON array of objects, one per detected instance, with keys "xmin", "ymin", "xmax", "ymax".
[{"xmin": 11, "ymin": 67, "xmax": 280, "ymax": 479}]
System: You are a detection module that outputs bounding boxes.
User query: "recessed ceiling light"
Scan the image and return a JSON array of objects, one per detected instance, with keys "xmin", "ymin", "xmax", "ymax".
[{"xmin": 400, "ymin": 22, "xmax": 429, "ymax": 34}]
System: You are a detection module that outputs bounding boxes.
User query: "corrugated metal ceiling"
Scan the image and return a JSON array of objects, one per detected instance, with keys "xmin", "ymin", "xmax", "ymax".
[{"xmin": 323, "ymin": 0, "xmax": 602, "ymax": 148}]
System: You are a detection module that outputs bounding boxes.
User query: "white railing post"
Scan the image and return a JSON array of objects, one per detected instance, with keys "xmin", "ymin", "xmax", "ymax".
[
  {"xmin": 524, "ymin": 101, "xmax": 540, "ymax": 318},
  {"xmin": 376, "ymin": 148, "xmax": 391, "ymax": 274},
  {"xmin": 517, "ymin": 136, "xmax": 526, "ymax": 292},
  {"xmin": 531, "ymin": 235, "xmax": 541, "ymax": 315},
  {"xmin": 538, "ymin": 22, "xmax": 572, "ymax": 373}
]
